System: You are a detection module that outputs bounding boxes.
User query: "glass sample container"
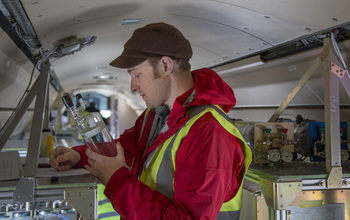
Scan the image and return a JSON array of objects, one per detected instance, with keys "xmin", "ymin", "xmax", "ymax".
[{"xmin": 62, "ymin": 93, "xmax": 117, "ymax": 157}]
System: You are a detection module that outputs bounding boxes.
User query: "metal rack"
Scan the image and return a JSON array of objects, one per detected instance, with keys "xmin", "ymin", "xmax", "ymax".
[
  {"xmin": 0, "ymin": 59, "xmax": 99, "ymax": 219},
  {"xmin": 241, "ymin": 37, "xmax": 350, "ymax": 219},
  {"xmin": 0, "ymin": 174, "xmax": 98, "ymax": 219}
]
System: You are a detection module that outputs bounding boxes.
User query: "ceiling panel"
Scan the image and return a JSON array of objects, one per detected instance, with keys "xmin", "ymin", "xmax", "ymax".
[{"xmin": 13, "ymin": 0, "xmax": 350, "ymax": 103}]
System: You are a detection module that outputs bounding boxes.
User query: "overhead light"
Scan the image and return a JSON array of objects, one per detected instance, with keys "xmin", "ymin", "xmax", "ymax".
[
  {"xmin": 213, "ymin": 55, "xmax": 265, "ymax": 76},
  {"xmin": 93, "ymin": 75, "xmax": 117, "ymax": 80},
  {"xmin": 120, "ymin": 18, "xmax": 143, "ymax": 25},
  {"xmin": 96, "ymin": 66, "xmax": 107, "ymax": 70}
]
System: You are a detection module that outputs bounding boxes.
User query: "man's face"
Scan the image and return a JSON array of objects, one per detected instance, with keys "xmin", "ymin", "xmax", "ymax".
[{"xmin": 128, "ymin": 60, "xmax": 170, "ymax": 109}]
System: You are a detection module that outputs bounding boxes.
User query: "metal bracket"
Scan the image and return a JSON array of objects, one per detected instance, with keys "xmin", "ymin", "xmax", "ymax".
[
  {"xmin": 64, "ymin": 187, "xmax": 97, "ymax": 220},
  {"xmin": 327, "ymin": 166, "xmax": 342, "ymax": 188},
  {"xmin": 13, "ymin": 177, "xmax": 35, "ymax": 202},
  {"xmin": 330, "ymin": 62, "xmax": 345, "ymax": 78},
  {"xmin": 259, "ymin": 177, "xmax": 302, "ymax": 210}
]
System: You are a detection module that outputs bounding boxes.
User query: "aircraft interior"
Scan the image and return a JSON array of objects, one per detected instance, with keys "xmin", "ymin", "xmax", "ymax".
[{"xmin": 0, "ymin": 0, "xmax": 350, "ymax": 219}]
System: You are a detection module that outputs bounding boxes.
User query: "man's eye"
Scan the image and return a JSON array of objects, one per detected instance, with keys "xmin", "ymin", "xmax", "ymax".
[{"xmin": 135, "ymin": 74, "xmax": 140, "ymax": 78}]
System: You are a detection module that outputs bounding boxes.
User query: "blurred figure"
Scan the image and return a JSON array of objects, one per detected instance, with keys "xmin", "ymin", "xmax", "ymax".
[{"xmin": 86, "ymin": 102, "xmax": 100, "ymax": 113}]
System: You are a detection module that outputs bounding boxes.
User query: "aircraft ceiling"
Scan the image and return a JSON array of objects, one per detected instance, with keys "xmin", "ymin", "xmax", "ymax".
[{"xmin": 1, "ymin": 0, "xmax": 350, "ymax": 111}]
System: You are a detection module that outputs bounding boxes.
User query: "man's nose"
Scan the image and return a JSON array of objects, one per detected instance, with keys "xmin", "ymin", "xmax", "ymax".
[{"xmin": 130, "ymin": 80, "xmax": 139, "ymax": 92}]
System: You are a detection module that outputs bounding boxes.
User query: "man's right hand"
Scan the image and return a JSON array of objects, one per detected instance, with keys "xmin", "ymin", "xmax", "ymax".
[{"xmin": 48, "ymin": 146, "xmax": 81, "ymax": 171}]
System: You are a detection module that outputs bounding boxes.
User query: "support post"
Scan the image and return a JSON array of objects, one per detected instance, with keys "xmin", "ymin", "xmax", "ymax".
[
  {"xmin": 324, "ymin": 38, "xmax": 342, "ymax": 173},
  {"xmin": 23, "ymin": 60, "xmax": 50, "ymax": 177}
]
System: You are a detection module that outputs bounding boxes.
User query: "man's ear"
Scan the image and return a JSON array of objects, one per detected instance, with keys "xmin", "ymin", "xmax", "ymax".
[{"xmin": 159, "ymin": 56, "xmax": 174, "ymax": 76}]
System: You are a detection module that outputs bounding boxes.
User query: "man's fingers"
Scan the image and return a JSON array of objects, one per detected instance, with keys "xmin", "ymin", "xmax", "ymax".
[
  {"xmin": 56, "ymin": 151, "xmax": 70, "ymax": 163},
  {"xmin": 85, "ymin": 149, "xmax": 99, "ymax": 159},
  {"xmin": 48, "ymin": 159, "xmax": 60, "ymax": 170}
]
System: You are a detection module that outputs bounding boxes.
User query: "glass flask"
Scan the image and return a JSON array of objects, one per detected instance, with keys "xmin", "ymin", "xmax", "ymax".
[{"xmin": 62, "ymin": 93, "xmax": 117, "ymax": 157}]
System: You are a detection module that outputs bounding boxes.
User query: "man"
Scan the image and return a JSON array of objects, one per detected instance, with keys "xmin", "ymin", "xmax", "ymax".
[
  {"xmin": 85, "ymin": 102, "xmax": 100, "ymax": 113},
  {"xmin": 49, "ymin": 22, "xmax": 251, "ymax": 219}
]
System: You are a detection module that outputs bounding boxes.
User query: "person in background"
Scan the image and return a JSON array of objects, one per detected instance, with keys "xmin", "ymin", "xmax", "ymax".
[
  {"xmin": 85, "ymin": 101, "xmax": 109, "ymax": 126},
  {"xmin": 86, "ymin": 102, "xmax": 100, "ymax": 113},
  {"xmin": 49, "ymin": 22, "xmax": 251, "ymax": 220}
]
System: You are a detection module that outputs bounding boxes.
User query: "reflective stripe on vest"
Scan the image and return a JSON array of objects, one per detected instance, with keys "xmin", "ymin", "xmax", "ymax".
[
  {"xmin": 139, "ymin": 105, "xmax": 252, "ymax": 220},
  {"xmin": 97, "ymin": 184, "xmax": 120, "ymax": 220}
]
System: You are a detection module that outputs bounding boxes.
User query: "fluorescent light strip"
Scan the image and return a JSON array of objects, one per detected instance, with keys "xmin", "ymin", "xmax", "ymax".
[
  {"xmin": 214, "ymin": 55, "xmax": 265, "ymax": 76},
  {"xmin": 121, "ymin": 18, "xmax": 143, "ymax": 25}
]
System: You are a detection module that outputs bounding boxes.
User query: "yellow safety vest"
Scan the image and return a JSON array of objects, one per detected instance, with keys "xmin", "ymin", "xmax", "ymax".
[
  {"xmin": 139, "ymin": 105, "xmax": 252, "ymax": 219},
  {"xmin": 97, "ymin": 184, "xmax": 120, "ymax": 219}
]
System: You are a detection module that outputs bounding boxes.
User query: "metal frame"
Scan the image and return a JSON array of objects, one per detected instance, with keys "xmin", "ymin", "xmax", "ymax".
[
  {"xmin": 0, "ymin": 60, "xmax": 50, "ymax": 153},
  {"xmin": 0, "ymin": 59, "xmax": 99, "ymax": 219},
  {"xmin": 0, "ymin": 177, "xmax": 98, "ymax": 219},
  {"xmin": 23, "ymin": 60, "xmax": 50, "ymax": 177},
  {"xmin": 268, "ymin": 42, "xmax": 330, "ymax": 123},
  {"xmin": 268, "ymin": 37, "xmax": 350, "ymax": 180},
  {"xmin": 0, "ymin": 60, "xmax": 50, "ymax": 206},
  {"xmin": 242, "ymin": 37, "xmax": 350, "ymax": 219},
  {"xmin": 243, "ymin": 166, "xmax": 350, "ymax": 220}
]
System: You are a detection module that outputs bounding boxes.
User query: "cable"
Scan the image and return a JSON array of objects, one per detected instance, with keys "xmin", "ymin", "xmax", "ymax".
[
  {"xmin": 0, "ymin": 60, "xmax": 39, "ymax": 133},
  {"xmin": 331, "ymin": 31, "xmax": 349, "ymax": 77},
  {"xmin": 0, "ymin": 43, "xmax": 65, "ymax": 135}
]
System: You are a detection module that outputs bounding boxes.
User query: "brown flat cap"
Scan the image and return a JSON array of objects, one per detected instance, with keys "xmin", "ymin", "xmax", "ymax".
[{"xmin": 110, "ymin": 22, "xmax": 192, "ymax": 69}]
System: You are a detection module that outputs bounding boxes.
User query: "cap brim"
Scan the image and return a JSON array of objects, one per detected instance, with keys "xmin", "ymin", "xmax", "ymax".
[{"xmin": 109, "ymin": 56, "xmax": 147, "ymax": 69}]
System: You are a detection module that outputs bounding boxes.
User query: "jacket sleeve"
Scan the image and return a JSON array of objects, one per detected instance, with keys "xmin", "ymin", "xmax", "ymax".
[{"xmin": 104, "ymin": 113, "xmax": 245, "ymax": 219}]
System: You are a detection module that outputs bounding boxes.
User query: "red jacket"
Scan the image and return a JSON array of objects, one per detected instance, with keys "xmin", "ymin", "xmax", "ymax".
[{"xmin": 73, "ymin": 68, "xmax": 245, "ymax": 219}]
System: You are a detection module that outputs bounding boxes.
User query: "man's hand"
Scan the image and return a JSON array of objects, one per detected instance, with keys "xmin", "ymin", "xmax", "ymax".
[
  {"xmin": 48, "ymin": 146, "xmax": 81, "ymax": 171},
  {"xmin": 84, "ymin": 142, "xmax": 126, "ymax": 185}
]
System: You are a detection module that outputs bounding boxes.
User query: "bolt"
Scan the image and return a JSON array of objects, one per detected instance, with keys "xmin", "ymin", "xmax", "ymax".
[{"xmin": 319, "ymin": 180, "xmax": 326, "ymax": 187}]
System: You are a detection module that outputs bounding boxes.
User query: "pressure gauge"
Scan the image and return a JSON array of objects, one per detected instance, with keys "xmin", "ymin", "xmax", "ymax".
[
  {"xmin": 341, "ymin": 149, "xmax": 349, "ymax": 161},
  {"xmin": 281, "ymin": 150, "xmax": 293, "ymax": 163},
  {"xmin": 267, "ymin": 149, "xmax": 281, "ymax": 162}
]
